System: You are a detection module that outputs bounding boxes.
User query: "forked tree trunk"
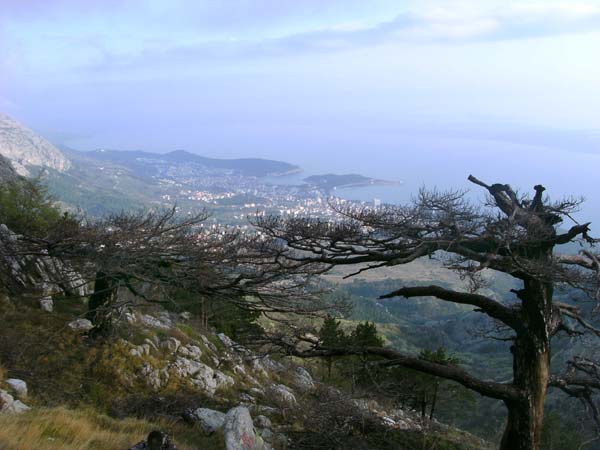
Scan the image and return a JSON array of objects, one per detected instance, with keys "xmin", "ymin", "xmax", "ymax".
[{"xmin": 500, "ymin": 276, "xmax": 552, "ymax": 450}]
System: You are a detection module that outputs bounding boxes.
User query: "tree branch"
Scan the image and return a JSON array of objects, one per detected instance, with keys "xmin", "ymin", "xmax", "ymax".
[
  {"xmin": 379, "ymin": 285, "xmax": 523, "ymax": 331},
  {"xmin": 287, "ymin": 344, "xmax": 521, "ymax": 401}
]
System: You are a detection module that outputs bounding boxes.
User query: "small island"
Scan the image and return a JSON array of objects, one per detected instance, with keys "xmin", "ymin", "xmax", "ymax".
[{"xmin": 303, "ymin": 173, "xmax": 399, "ymax": 191}]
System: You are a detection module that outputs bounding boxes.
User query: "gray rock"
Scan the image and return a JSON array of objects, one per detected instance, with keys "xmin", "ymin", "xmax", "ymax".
[
  {"xmin": 215, "ymin": 370, "xmax": 235, "ymax": 389},
  {"xmin": 130, "ymin": 343, "xmax": 151, "ymax": 357},
  {"xmin": 160, "ymin": 337, "xmax": 181, "ymax": 354},
  {"xmin": 293, "ymin": 366, "xmax": 315, "ymax": 390},
  {"xmin": 239, "ymin": 393, "xmax": 255, "ymax": 404},
  {"xmin": 193, "ymin": 408, "xmax": 226, "ymax": 433},
  {"xmin": 139, "ymin": 363, "xmax": 168, "ymax": 391},
  {"xmin": 223, "ymin": 406, "xmax": 269, "ymax": 450},
  {"xmin": 67, "ymin": 318, "xmax": 93, "ymax": 332},
  {"xmin": 171, "ymin": 357, "xmax": 219, "ymax": 395},
  {"xmin": 0, "ymin": 389, "xmax": 30, "ymax": 414},
  {"xmin": 270, "ymin": 384, "xmax": 296, "ymax": 406},
  {"xmin": 178, "ymin": 344, "xmax": 202, "ymax": 360},
  {"xmin": 259, "ymin": 428, "xmax": 273, "ymax": 442},
  {"xmin": 217, "ymin": 333, "xmax": 235, "ymax": 348},
  {"xmin": 255, "ymin": 415, "xmax": 272, "ymax": 429},
  {"xmin": 140, "ymin": 314, "xmax": 172, "ymax": 330},
  {"xmin": 39, "ymin": 296, "xmax": 53, "ymax": 312},
  {"xmin": 6, "ymin": 379, "xmax": 27, "ymax": 398},
  {"xmin": 125, "ymin": 312, "xmax": 137, "ymax": 324}
]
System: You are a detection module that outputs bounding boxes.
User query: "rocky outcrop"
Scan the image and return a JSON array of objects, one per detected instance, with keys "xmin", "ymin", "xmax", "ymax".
[{"xmin": 0, "ymin": 113, "xmax": 70, "ymax": 176}]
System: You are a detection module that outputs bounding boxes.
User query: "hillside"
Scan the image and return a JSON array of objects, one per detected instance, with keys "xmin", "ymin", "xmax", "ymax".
[
  {"xmin": 82, "ymin": 149, "xmax": 300, "ymax": 178},
  {"xmin": 0, "ymin": 114, "xmax": 70, "ymax": 176}
]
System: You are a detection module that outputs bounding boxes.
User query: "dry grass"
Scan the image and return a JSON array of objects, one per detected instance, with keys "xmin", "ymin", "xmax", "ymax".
[{"xmin": 0, "ymin": 407, "xmax": 222, "ymax": 450}]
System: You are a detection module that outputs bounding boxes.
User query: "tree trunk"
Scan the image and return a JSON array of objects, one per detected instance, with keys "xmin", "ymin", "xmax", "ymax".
[
  {"xmin": 500, "ymin": 276, "xmax": 552, "ymax": 450},
  {"xmin": 87, "ymin": 271, "xmax": 118, "ymax": 336},
  {"xmin": 429, "ymin": 381, "xmax": 439, "ymax": 421}
]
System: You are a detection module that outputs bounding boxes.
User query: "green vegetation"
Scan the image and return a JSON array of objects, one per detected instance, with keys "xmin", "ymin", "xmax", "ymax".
[
  {"xmin": 0, "ymin": 407, "xmax": 224, "ymax": 450},
  {"xmin": 0, "ymin": 177, "xmax": 66, "ymax": 235}
]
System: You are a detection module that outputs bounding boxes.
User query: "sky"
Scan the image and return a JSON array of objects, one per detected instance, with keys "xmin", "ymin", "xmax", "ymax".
[{"xmin": 2, "ymin": 0, "xmax": 600, "ymax": 221}]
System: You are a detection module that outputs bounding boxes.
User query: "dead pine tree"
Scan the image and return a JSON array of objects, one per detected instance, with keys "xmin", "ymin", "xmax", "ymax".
[{"xmin": 255, "ymin": 175, "xmax": 600, "ymax": 450}]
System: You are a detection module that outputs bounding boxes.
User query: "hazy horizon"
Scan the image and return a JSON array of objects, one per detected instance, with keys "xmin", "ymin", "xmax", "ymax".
[{"xmin": 2, "ymin": 0, "xmax": 600, "ymax": 224}]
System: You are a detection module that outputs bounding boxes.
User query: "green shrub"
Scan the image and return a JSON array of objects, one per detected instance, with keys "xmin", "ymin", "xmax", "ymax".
[{"xmin": 0, "ymin": 178, "xmax": 66, "ymax": 236}]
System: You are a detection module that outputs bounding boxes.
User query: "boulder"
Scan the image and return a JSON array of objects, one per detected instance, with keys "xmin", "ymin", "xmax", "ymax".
[
  {"xmin": 293, "ymin": 366, "xmax": 314, "ymax": 390},
  {"xmin": 160, "ymin": 337, "xmax": 181, "ymax": 354},
  {"xmin": 255, "ymin": 415, "xmax": 272, "ymax": 429},
  {"xmin": 223, "ymin": 406, "xmax": 270, "ymax": 450},
  {"xmin": 68, "ymin": 318, "xmax": 93, "ymax": 332},
  {"xmin": 270, "ymin": 384, "xmax": 296, "ymax": 406},
  {"xmin": 193, "ymin": 407, "xmax": 226, "ymax": 433},
  {"xmin": 39, "ymin": 296, "xmax": 53, "ymax": 312},
  {"xmin": 5, "ymin": 379, "xmax": 27, "ymax": 398},
  {"xmin": 0, "ymin": 389, "xmax": 30, "ymax": 414}
]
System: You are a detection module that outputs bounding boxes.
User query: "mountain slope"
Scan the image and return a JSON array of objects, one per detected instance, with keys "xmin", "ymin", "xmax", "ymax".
[
  {"xmin": 84, "ymin": 149, "xmax": 300, "ymax": 178},
  {"xmin": 0, "ymin": 114, "xmax": 70, "ymax": 176}
]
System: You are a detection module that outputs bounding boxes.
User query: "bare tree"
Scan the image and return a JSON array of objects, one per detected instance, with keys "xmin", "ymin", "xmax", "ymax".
[
  {"xmin": 5, "ymin": 207, "xmax": 328, "ymax": 336},
  {"xmin": 255, "ymin": 176, "xmax": 600, "ymax": 450}
]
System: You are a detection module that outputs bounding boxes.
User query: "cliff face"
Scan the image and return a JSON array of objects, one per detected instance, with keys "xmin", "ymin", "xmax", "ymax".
[
  {"xmin": 0, "ymin": 155, "xmax": 21, "ymax": 186},
  {"xmin": 0, "ymin": 114, "xmax": 70, "ymax": 176}
]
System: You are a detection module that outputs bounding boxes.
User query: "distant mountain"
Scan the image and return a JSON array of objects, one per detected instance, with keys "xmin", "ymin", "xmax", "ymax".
[
  {"xmin": 83, "ymin": 149, "xmax": 300, "ymax": 178},
  {"xmin": 0, "ymin": 113, "xmax": 70, "ymax": 176}
]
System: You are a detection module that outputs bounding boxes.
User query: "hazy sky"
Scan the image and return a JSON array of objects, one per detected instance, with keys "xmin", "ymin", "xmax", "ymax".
[{"xmin": 2, "ymin": 0, "xmax": 600, "ymax": 219}]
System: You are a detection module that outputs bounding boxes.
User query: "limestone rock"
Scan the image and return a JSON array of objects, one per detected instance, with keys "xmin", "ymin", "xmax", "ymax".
[
  {"xmin": 140, "ymin": 314, "xmax": 172, "ymax": 330},
  {"xmin": 193, "ymin": 407, "xmax": 226, "ymax": 433},
  {"xmin": 160, "ymin": 337, "xmax": 181, "ymax": 354},
  {"xmin": 223, "ymin": 406, "xmax": 270, "ymax": 450},
  {"xmin": 215, "ymin": 370, "xmax": 235, "ymax": 388},
  {"xmin": 178, "ymin": 344, "xmax": 202, "ymax": 360},
  {"xmin": 0, "ymin": 389, "xmax": 30, "ymax": 414},
  {"xmin": 5, "ymin": 379, "xmax": 27, "ymax": 398},
  {"xmin": 68, "ymin": 318, "xmax": 93, "ymax": 332},
  {"xmin": 293, "ymin": 366, "xmax": 314, "ymax": 390},
  {"xmin": 218, "ymin": 333, "xmax": 235, "ymax": 348},
  {"xmin": 270, "ymin": 384, "xmax": 296, "ymax": 406},
  {"xmin": 0, "ymin": 113, "xmax": 71, "ymax": 176},
  {"xmin": 39, "ymin": 296, "xmax": 53, "ymax": 312},
  {"xmin": 255, "ymin": 415, "xmax": 272, "ymax": 429}
]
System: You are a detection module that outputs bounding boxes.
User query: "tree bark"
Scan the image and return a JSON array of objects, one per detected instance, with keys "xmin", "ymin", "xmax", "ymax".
[
  {"xmin": 500, "ymin": 276, "xmax": 552, "ymax": 450},
  {"xmin": 86, "ymin": 271, "xmax": 118, "ymax": 336}
]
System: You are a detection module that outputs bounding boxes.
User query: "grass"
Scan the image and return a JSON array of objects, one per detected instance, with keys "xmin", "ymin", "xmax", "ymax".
[{"xmin": 0, "ymin": 407, "xmax": 223, "ymax": 450}]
